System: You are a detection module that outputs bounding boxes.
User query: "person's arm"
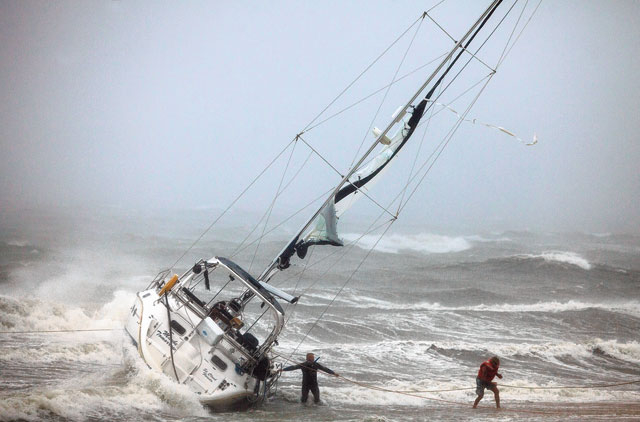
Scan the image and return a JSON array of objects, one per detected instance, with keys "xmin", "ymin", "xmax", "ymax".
[
  {"xmin": 282, "ymin": 364, "xmax": 301, "ymax": 372},
  {"xmin": 496, "ymin": 372, "xmax": 503, "ymax": 379},
  {"xmin": 316, "ymin": 362, "xmax": 339, "ymax": 377},
  {"xmin": 478, "ymin": 363, "xmax": 488, "ymax": 380}
]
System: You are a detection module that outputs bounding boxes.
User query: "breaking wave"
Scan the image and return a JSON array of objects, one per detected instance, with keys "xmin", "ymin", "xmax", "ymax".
[
  {"xmin": 343, "ymin": 232, "xmax": 472, "ymax": 254},
  {"xmin": 0, "ymin": 290, "xmax": 133, "ymax": 332},
  {"xmin": 515, "ymin": 251, "xmax": 592, "ymax": 270},
  {"xmin": 298, "ymin": 293, "xmax": 640, "ymax": 317}
]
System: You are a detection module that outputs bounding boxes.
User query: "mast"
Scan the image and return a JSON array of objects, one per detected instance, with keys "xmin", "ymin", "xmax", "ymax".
[{"xmin": 258, "ymin": 0, "xmax": 503, "ymax": 283}]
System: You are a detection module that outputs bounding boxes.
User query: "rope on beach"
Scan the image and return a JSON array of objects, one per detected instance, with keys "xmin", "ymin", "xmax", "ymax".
[
  {"xmin": 499, "ymin": 379, "xmax": 640, "ymax": 390},
  {"xmin": 0, "ymin": 328, "xmax": 124, "ymax": 334},
  {"xmin": 272, "ymin": 351, "xmax": 640, "ymax": 416}
]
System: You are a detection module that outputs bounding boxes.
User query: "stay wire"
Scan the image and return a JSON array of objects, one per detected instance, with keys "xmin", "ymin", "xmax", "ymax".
[
  {"xmin": 302, "ymin": 14, "xmax": 425, "ymax": 132},
  {"xmin": 399, "ymin": 75, "xmax": 494, "ymax": 215},
  {"xmin": 396, "ymin": 56, "xmax": 448, "ymax": 214},
  {"xmin": 349, "ymin": 13, "xmax": 425, "ymax": 168},
  {"xmin": 230, "ymin": 149, "xmax": 313, "ymax": 258},
  {"xmin": 304, "ymin": 52, "xmax": 448, "ymax": 132},
  {"xmin": 290, "ymin": 219, "xmax": 396, "ymax": 357},
  {"xmin": 496, "ymin": 0, "xmax": 528, "ymax": 66},
  {"xmin": 273, "ymin": 215, "xmax": 392, "ymax": 290},
  {"xmin": 248, "ymin": 139, "xmax": 298, "ymax": 273},
  {"xmin": 231, "ymin": 188, "xmax": 333, "ymax": 258},
  {"xmin": 284, "ymin": 215, "xmax": 393, "ymax": 361},
  {"xmin": 169, "ymin": 137, "xmax": 297, "ymax": 271},
  {"xmin": 497, "ymin": 0, "xmax": 543, "ymax": 68},
  {"xmin": 391, "ymin": 2, "xmax": 521, "ymax": 214}
]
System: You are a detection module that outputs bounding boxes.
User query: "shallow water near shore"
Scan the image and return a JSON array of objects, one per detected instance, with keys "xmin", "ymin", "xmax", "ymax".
[{"xmin": 1, "ymin": 209, "xmax": 639, "ymax": 421}]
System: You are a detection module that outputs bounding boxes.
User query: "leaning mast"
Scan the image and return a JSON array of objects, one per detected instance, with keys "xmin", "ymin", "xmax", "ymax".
[{"xmin": 258, "ymin": 0, "xmax": 504, "ymax": 283}]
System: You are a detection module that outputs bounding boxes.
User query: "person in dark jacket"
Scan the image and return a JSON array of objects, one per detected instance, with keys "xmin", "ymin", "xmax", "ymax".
[
  {"xmin": 281, "ymin": 352, "xmax": 339, "ymax": 404},
  {"xmin": 473, "ymin": 356, "xmax": 503, "ymax": 408}
]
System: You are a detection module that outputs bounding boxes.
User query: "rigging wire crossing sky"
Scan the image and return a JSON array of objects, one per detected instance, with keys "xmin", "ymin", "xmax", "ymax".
[{"xmin": 1, "ymin": 1, "xmax": 639, "ymax": 234}]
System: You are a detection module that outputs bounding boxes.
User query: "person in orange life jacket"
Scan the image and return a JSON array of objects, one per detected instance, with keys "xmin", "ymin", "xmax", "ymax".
[
  {"xmin": 281, "ymin": 353, "xmax": 339, "ymax": 404},
  {"xmin": 473, "ymin": 356, "xmax": 503, "ymax": 409}
]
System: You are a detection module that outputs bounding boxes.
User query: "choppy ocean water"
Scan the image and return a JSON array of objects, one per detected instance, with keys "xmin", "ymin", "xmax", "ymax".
[{"xmin": 1, "ymin": 210, "xmax": 639, "ymax": 421}]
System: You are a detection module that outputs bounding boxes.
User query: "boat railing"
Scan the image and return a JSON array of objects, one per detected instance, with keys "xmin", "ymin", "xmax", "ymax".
[
  {"xmin": 147, "ymin": 268, "xmax": 171, "ymax": 290},
  {"xmin": 167, "ymin": 277, "xmax": 261, "ymax": 367}
]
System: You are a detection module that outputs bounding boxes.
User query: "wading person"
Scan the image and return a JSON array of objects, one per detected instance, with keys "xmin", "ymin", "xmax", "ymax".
[
  {"xmin": 281, "ymin": 352, "xmax": 339, "ymax": 404},
  {"xmin": 473, "ymin": 356, "xmax": 503, "ymax": 409}
]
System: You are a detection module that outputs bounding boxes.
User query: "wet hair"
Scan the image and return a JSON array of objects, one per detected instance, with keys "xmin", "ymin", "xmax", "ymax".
[
  {"xmin": 306, "ymin": 352, "xmax": 315, "ymax": 361},
  {"xmin": 490, "ymin": 356, "xmax": 500, "ymax": 365}
]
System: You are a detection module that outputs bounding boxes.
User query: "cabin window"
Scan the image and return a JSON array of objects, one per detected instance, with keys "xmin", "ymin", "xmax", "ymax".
[
  {"xmin": 211, "ymin": 354, "xmax": 227, "ymax": 371},
  {"xmin": 170, "ymin": 320, "xmax": 186, "ymax": 335}
]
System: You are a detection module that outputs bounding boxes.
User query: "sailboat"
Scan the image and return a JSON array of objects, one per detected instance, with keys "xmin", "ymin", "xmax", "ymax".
[{"xmin": 124, "ymin": 0, "xmax": 534, "ymax": 409}]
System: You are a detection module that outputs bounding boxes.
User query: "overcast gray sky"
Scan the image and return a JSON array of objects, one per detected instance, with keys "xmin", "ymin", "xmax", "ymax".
[{"xmin": 1, "ymin": 1, "xmax": 639, "ymax": 234}]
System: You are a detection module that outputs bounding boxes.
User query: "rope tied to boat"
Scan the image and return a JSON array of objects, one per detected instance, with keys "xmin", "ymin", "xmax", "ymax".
[{"xmin": 272, "ymin": 351, "xmax": 640, "ymax": 416}]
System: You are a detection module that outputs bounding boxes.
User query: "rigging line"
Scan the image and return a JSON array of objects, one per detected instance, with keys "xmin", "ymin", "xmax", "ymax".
[
  {"xmin": 394, "ymin": 3, "xmax": 530, "ymax": 212},
  {"xmin": 164, "ymin": 294, "xmax": 180, "ymax": 382},
  {"xmin": 463, "ymin": 0, "xmax": 521, "ymax": 69},
  {"xmin": 428, "ymin": 100, "xmax": 536, "ymax": 145},
  {"xmin": 169, "ymin": 137, "xmax": 297, "ymax": 270},
  {"xmin": 396, "ymin": 58, "xmax": 447, "ymax": 214},
  {"xmin": 385, "ymin": 0, "xmax": 518, "ymax": 210},
  {"xmin": 248, "ymin": 139, "xmax": 298, "ymax": 273},
  {"xmin": 271, "ymin": 201, "xmax": 391, "ymax": 287},
  {"xmin": 302, "ymin": 14, "xmax": 425, "ymax": 132},
  {"xmin": 415, "ymin": 0, "xmax": 517, "ymax": 115},
  {"xmin": 292, "ymin": 218, "xmax": 392, "ymax": 305},
  {"xmin": 425, "ymin": 12, "xmax": 456, "ymax": 44},
  {"xmin": 497, "ymin": 0, "xmax": 542, "ymax": 69},
  {"xmin": 392, "ymin": 79, "xmax": 493, "ymax": 215},
  {"xmin": 426, "ymin": 0, "xmax": 448, "ymax": 13},
  {"xmin": 283, "ymin": 216, "xmax": 392, "ymax": 296},
  {"xmin": 410, "ymin": 0, "xmax": 514, "ymax": 121},
  {"xmin": 391, "ymin": 85, "xmax": 491, "ymax": 214},
  {"xmin": 298, "ymin": 134, "xmax": 395, "ymax": 221},
  {"xmin": 273, "ymin": 214, "xmax": 391, "ymax": 290},
  {"xmin": 283, "ymin": 246, "xmax": 315, "ymax": 327},
  {"xmin": 297, "ymin": 135, "xmax": 344, "ymax": 178},
  {"xmin": 305, "ymin": 52, "xmax": 448, "ymax": 132},
  {"xmin": 458, "ymin": 45, "xmax": 495, "ymax": 73},
  {"xmin": 414, "ymin": 73, "xmax": 493, "ymax": 131},
  {"xmin": 496, "ymin": 0, "xmax": 528, "ymax": 66},
  {"xmin": 399, "ymin": 74, "xmax": 494, "ymax": 215},
  {"xmin": 291, "ymin": 219, "xmax": 396, "ymax": 356},
  {"xmin": 350, "ymin": 14, "xmax": 425, "ymax": 168},
  {"xmin": 403, "ymin": 79, "xmax": 495, "ymax": 212},
  {"xmin": 284, "ymin": 215, "xmax": 393, "ymax": 360},
  {"xmin": 230, "ymin": 149, "xmax": 313, "ymax": 258},
  {"xmin": 0, "ymin": 328, "xmax": 123, "ymax": 334},
  {"xmin": 231, "ymin": 187, "xmax": 333, "ymax": 258}
]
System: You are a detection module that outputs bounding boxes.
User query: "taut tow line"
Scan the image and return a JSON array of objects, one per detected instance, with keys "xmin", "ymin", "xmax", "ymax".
[
  {"xmin": 272, "ymin": 351, "xmax": 640, "ymax": 416},
  {"xmin": 0, "ymin": 328, "xmax": 123, "ymax": 334}
]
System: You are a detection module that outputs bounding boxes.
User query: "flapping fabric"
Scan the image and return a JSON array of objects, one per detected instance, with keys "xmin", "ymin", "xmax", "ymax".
[{"xmin": 288, "ymin": 98, "xmax": 429, "ymax": 264}]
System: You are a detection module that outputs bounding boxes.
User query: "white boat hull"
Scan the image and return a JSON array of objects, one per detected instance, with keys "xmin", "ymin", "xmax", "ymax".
[{"xmin": 125, "ymin": 289, "xmax": 264, "ymax": 409}]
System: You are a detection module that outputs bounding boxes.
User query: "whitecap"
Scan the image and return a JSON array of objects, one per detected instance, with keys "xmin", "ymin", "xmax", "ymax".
[
  {"xmin": 516, "ymin": 251, "xmax": 592, "ymax": 270},
  {"xmin": 343, "ymin": 232, "xmax": 471, "ymax": 254}
]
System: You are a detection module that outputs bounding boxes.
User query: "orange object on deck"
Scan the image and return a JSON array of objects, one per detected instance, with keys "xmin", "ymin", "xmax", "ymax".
[{"xmin": 158, "ymin": 274, "xmax": 179, "ymax": 296}]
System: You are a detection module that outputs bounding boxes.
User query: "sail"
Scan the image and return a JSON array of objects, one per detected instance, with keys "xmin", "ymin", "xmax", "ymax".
[
  {"xmin": 281, "ymin": 99, "xmax": 429, "ymax": 266},
  {"xmin": 259, "ymin": 0, "xmax": 506, "ymax": 281},
  {"xmin": 335, "ymin": 100, "xmax": 427, "ymax": 215}
]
